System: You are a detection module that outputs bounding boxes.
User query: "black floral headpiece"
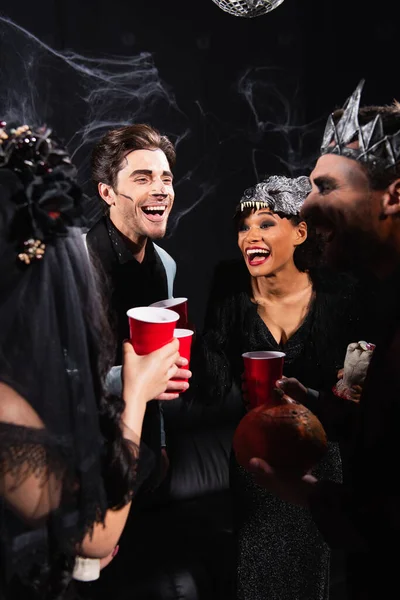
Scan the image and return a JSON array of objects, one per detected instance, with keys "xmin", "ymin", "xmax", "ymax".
[{"xmin": 0, "ymin": 122, "xmax": 86, "ymax": 264}]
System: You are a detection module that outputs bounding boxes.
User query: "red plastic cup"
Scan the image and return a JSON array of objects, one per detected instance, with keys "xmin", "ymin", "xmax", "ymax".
[
  {"xmin": 149, "ymin": 297, "xmax": 188, "ymax": 328},
  {"xmin": 242, "ymin": 351, "xmax": 285, "ymax": 409},
  {"xmin": 127, "ymin": 307, "xmax": 179, "ymax": 355},
  {"xmin": 170, "ymin": 328, "xmax": 194, "ymax": 383}
]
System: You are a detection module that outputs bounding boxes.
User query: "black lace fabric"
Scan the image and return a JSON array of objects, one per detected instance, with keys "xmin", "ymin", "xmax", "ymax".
[
  {"xmin": 0, "ymin": 139, "xmax": 154, "ymax": 598},
  {"xmin": 0, "ymin": 417, "xmax": 151, "ymax": 593},
  {"xmin": 0, "ymin": 222, "xmax": 151, "ymax": 592},
  {"xmin": 0, "ymin": 422, "xmax": 70, "ymax": 482},
  {"xmin": 0, "ymin": 422, "xmax": 71, "ymax": 577}
]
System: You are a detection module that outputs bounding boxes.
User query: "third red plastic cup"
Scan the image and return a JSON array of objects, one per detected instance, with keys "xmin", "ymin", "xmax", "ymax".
[{"xmin": 242, "ymin": 351, "xmax": 285, "ymax": 409}]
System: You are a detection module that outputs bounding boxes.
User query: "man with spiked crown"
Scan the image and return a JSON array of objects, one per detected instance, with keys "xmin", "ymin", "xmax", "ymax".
[{"xmin": 248, "ymin": 80, "xmax": 400, "ymax": 599}]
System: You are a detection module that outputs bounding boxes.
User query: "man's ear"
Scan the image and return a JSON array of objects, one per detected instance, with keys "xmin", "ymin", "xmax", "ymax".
[
  {"xmin": 293, "ymin": 220, "xmax": 308, "ymax": 247},
  {"xmin": 382, "ymin": 179, "xmax": 400, "ymax": 217},
  {"xmin": 98, "ymin": 182, "xmax": 115, "ymax": 207}
]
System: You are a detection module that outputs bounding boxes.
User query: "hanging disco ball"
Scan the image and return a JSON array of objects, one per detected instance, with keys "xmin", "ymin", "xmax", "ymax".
[{"xmin": 211, "ymin": 0, "xmax": 285, "ymax": 18}]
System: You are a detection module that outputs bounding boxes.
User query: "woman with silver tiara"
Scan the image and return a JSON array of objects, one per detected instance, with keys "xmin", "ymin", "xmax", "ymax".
[
  {"xmin": 192, "ymin": 174, "xmax": 377, "ymax": 599},
  {"xmin": 0, "ymin": 122, "xmax": 184, "ymax": 599}
]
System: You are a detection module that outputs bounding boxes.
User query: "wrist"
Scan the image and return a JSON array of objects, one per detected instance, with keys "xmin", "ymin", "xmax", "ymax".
[
  {"xmin": 122, "ymin": 389, "xmax": 147, "ymax": 440},
  {"xmin": 123, "ymin": 380, "xmax": 148, "ymax": 412}
]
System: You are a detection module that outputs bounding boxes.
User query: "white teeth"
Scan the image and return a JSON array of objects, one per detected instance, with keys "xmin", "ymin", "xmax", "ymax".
[
  {"xmin": 142, "ymin": 206, "xmax": 166, "ymax": 212},
  {"xmin": 247, "ymin": 248, "xmax": 270, "ymax": 256}
]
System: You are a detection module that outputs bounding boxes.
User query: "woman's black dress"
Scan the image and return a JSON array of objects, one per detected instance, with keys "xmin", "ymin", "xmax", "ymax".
[{"xmin": 194, "ymin": 260, "xmax": 376, "ymax": 600}]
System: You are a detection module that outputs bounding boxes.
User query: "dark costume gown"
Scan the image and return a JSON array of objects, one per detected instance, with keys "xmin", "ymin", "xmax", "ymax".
[{"xmin": 194, "ymin": 259, "xmax": 376, "ymax": 600}]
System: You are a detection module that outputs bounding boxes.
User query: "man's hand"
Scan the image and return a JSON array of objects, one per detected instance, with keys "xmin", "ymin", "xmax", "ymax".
[
  {"xmin": 248, "ymin": 458, "xmax": 317, "ymax": 507},
  {"xmin": 275, "ymin": 377, "xmax": 308, "ymax": 404},
  {"xmin": 241, "ymin": 375, "xmax": 307, "ymax": 411},
  {"xmin": 335, "ymin": 367, "xmax": 363, "ymax": 403}
]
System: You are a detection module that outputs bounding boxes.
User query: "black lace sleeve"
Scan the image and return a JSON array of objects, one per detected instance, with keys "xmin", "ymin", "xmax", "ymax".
[
  {"xmin": 0, "ymin": 421, "xmax": 71, "ymax": 484},
  {"xmin": 0, "ymin": 417, "xmax": 153, "ymax": 585},
  {"xmin": 0, "ymin": 420, "xmax": 76, "ymax": 584}
]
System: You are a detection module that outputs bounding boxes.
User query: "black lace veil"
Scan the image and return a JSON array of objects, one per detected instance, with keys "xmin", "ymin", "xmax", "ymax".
[{"xmin": 0, "ymin": 125, "xmax": 141, "ymax": 592}]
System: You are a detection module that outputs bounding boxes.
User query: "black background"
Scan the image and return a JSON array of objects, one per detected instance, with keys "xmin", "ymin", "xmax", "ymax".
[{"xmin": 0, "ymin": 0, "xmax": 398, "ymax": 327}]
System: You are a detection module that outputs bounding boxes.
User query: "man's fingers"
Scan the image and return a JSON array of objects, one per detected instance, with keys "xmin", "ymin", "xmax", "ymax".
[{"xmin": 276, "ymin": 377, "xmax": 289, "ymax": 389}]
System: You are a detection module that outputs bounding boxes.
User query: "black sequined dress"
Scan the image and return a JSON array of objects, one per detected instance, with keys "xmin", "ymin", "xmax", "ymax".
[
  {"xmin": 230, "ymin": 304, "xmax": 341, "ymax": 600},
  {"xmin": 194, "ymin": 260, "xmax": 376, "ymax": 600}
]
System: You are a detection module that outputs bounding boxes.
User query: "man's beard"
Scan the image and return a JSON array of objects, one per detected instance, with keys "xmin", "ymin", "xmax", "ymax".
[{"xmin": 323, "ymin": 227, "xmax": 380, "ymax": 274}]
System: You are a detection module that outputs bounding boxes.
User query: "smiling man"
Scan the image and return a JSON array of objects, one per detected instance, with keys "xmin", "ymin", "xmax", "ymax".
[
  {"xmin": 87, "ymin": 124, "xmax": 189, "ymax": 498},
  {"xmin": 88, "ymin": 124, "xmax": 177, "ymax": 339}
]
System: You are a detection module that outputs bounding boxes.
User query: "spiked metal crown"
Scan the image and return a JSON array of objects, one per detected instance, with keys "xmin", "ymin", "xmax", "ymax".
[{"xmin": 321, "ymin": 80, "xmax": 400, "ymax": 169}]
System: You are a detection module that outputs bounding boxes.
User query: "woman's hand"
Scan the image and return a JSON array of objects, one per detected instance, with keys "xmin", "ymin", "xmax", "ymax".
[
  {"xmin": 155, "ymin": 356, "xmax": 192, "ymax": 400},
  {"xmin": 122, "ymin": 339, "xmax": 180, "ymax": 405},
  {"xmin": 100, "ymin": 546, "xmax": 119, "ymax": 571}
]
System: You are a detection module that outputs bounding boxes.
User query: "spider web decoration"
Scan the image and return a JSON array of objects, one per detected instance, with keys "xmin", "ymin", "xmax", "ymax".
[{"xmin": 211, "ymin": 0, "xmax": 285, "ymax": 18}]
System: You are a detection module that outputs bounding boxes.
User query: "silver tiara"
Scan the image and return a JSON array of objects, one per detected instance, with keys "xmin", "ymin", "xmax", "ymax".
[
  {"xmin": 321, "ymin": 80, "xmax": 400, "ymax": 169},
  {"xmin": 239, "ymin": 175, "xmax": 311, "ymax": 216}
]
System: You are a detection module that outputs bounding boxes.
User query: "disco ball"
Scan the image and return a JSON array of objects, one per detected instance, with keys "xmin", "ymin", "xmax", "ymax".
[{"xmin": 211, "ymin": 0, "xmax": 285, "ymax": 18}]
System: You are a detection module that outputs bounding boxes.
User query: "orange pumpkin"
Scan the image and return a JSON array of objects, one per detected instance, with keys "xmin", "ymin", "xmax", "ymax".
[{"xmin": 233, "ymin": 393, "xmax": 328, "ymax": 475}]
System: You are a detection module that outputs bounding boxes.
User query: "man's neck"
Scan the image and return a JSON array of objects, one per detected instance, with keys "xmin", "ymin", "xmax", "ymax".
[{"xmin": 109, "ymin": 213, "xmax": 148, "ymax": 264}]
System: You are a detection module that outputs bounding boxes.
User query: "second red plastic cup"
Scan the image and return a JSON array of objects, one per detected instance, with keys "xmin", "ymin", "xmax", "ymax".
[
  {"xmin": 170, "ymin": 328, "xmax": 194, "ymax": 383},
  {"xmin": 242, "ymin": 351, "xmax": 285, "ymax": 409},
  {"xmin": 127, "ymin": 307, "xmax": 180, "ymax": 355}
]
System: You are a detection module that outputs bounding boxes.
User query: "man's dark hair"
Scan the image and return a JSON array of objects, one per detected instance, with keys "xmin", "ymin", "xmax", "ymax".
[
  {"xmin": 91, "ymin": 124, "xmax": 176, "ymax": 190},
  {"xmin": 332, "ymin": 103, "xmax": 400, "ymax": 190}
]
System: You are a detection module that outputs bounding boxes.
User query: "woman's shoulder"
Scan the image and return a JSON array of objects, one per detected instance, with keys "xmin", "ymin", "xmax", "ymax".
[{"xmin": 0, "ymin": 381, "xmax": 42, "ymax": 428}]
